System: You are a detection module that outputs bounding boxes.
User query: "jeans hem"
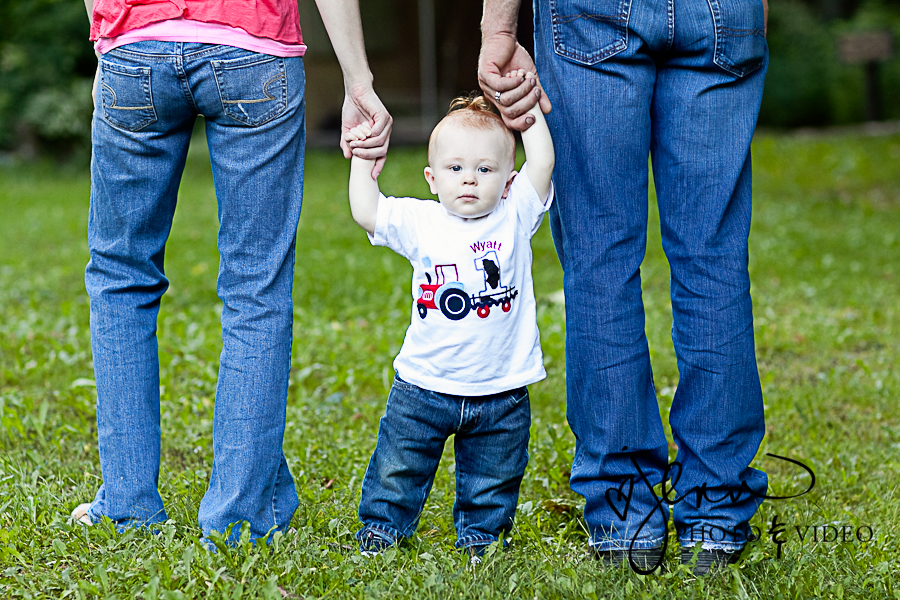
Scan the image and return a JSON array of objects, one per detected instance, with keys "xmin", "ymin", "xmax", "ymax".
[
  {"xmin": 86, "ymin": 504, "xmax": 102, "ymax": 525},
  {"xmin": 591, "ymin": 537, "xmax": 666, "ymax": 552},
  {"xmin": 87, "ymin": 503, "xmax": 168, "ymax": 531},
  {"xmin": 455, "ymin": 534, "xmax": 503, "ymax": 550},
  {"xmin": 357, "ymin": 524, "xmax": 401, "ymax": 545}
]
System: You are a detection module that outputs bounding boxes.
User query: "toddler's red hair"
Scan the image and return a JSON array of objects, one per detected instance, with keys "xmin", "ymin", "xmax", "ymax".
[{"xmin": 428, "ymin": 93, "xmax": 515, "ymax": 167}]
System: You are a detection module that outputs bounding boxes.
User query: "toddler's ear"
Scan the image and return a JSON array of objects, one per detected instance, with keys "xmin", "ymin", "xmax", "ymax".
[
  {"xmin": 423, "ymin": 167, "xmax": 439, "ymax": 195},
  {"xmin": 502, "ymin": 170, "xmax": 517, "ymax": 198}
]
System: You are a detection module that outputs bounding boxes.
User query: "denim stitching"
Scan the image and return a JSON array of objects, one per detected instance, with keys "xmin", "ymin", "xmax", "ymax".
[
  {"xmin": 721, "ymin": 27, "xmax": 766, "ymax": 37},
  {"xmin": 401, "ymin": 483, "xmax": 431, "ymax": 538},
  {"xmin": 101, "ymin": 85, "xmax": 153, "ymax": 111},
  {"xmin": 506, "ymin": 387, "xmax": 528, "ymax": 406},
  {"xmin": 99, "ymin": 63, "xmax": 156, "ymax": 131},
  {"xmin": 211, "ymin": 58, "xmax": 287, "ymax": 126},
  {"xmin": 457, "ymin": 533, "xmax": 498, "ymax": 548},
  {"xmin": 705, "ymin": 0, "xmax": 765, "ymax": 77},
  {"xmin": 552, "ymin": 13, "xmax": 626, "ymax": 25},
  {"xmin": 183, "ymin": 45, "xmax": 242, "ymax": 59},
  {"xmin": 665, "ymin": 0, "xmax": 675, "ymax": 51},
  {"xmin": 549, "ymin": 0, "xmax": 630, "ymax": 65},
  {"xmin": 270, "ymin": 456, "xmax": 282, "ymax": 528},
  {"xmin": 109, "ymin": 47, "xmax": 173, "ymax": 58},
  {"xmin": 111, "ymin": 43, "xmax": 265, "ymax": 61},
  {"xmin": 360, "ymin": 524, "xmax": 400, "ymax": 544},
  {"xmin": 222, "ymin": 72, "xmax": 286, "ymax": 105},
  {"xmin": 175, "ymin": 52, "xmax": 199, "ymax": 114},
  {"xmin": 391, "ymin": 375, "xmax": 416, "ymax": 391}
]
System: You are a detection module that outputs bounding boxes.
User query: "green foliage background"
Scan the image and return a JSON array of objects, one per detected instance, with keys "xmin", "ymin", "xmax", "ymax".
[
  {"xmin": 0, "ymin": 0, "xmax": 96, "ymax": 158},
  {"xmin": 761, "ymin": 0, "xmax": 900, "ymax": 127},
  {"xmin": 1, "ymin": 0, "xmax": 900, "ymax": 158}
]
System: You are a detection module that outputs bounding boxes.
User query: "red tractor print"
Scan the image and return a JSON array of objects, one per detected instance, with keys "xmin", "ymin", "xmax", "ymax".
[
  {"xmin": 416, "ymin": 261, "xmax": 518, "ymax": 321},
  {"xmin": 417, "ymin": 264, "xmax": 471, "ymax": 320}
]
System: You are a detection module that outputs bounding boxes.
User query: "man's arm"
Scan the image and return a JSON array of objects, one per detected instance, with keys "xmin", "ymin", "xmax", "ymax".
[
  {"xmin": 478, "ymin": 0, "xmax": 551, "ymax": 131},
  {"xmin": 314, "ymin": 0, "xmax": 393, "ymax": 177},
  {"xmin": 520, "ymin": 105, "xmax": 554, "ymax": 203}
]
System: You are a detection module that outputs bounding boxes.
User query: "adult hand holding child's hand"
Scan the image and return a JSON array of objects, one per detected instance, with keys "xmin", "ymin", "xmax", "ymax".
[
  {"xmin": 477, "ymin": 34, "xmax": 551, "ymax": 131},
  {"xmin": 341, "ymin": 85, "xmax": 392, "ymax": 178}
]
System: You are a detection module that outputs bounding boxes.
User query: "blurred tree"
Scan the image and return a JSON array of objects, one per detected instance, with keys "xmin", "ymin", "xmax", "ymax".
[
  {"xmin": 804, "ymin": 0, "xmax": 866, "ymax": 20},
  {"xmin": 0, "ymin": 0, "xmax": 96, "ymax": 159},
  {"xmin": 761, "ymin": 1, "xmax": 837, "ymax": 127},
  {"xmin": 761, "ymin": 0, "xmax": 900, "ymax": 127}
]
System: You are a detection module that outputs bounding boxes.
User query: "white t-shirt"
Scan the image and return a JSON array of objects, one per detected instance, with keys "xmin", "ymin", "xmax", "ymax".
[{"xmin": 369, "ymin": 163, "xmax": 553, "ymax": 396}]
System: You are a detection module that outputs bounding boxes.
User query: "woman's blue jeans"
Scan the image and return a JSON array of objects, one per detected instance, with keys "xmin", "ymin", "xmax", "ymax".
[
  {"xmin": 357, "ymin": 377, "xmax": 531, "ymax": 550},
  {"xmin": 534, "ymin": 0, "xmax": 769, "ymax": 551},
  {"xmin": 85, "ymin": 42, "xmax": 304, "ymax": 542}
]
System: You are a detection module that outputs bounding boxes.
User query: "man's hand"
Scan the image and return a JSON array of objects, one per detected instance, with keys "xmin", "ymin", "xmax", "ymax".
[
  {"xmin": 341, "ymin": 84, "xmax": 392, "ymax": 178},
  {"xmin": 478, "ymin": 33, "xmax": 551, "ymax": 131}
]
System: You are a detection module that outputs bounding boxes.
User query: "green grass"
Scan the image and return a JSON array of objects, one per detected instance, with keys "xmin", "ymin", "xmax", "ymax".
[{"xmin": 1, "ymin": 131, "xmax": 899, "ymax": 599}]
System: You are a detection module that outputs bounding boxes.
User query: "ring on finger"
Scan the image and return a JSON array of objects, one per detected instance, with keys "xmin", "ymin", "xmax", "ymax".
[{"xmin": 494, "ymin": 90, "xmax": 502, "ymax": 102}]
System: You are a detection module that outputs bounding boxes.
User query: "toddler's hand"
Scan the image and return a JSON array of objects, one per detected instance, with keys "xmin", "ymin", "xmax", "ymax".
[
  {"xmin": 505, "ymin": 69, "xmax": 536, "ymax": 82},
  {"xmin": 504, "ymin": 70, "xmax": 540, "ymax": 113},
  {"xmin": 345, "ymin": 123, "xmax": 374, "ymax": 145}
]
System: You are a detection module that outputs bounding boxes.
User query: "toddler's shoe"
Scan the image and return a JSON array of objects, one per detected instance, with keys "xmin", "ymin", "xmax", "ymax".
[
  {"xmin": 70, "ymin": 503, "xmax": 94, "ymax": 526},
  {"xmin": 680, "ymin": 547, "xmax": 742, "ymax": 575},
  {"xmin": 594, "ymin": 547, "xmax": 666, "ymax": 573},
  {"xmin": 465, "ymin": 544, "xmax": 492, "ymax": 566},
  {"xmin": 358, "ymin": 529, "xmax": 394, "ymax": 557}
]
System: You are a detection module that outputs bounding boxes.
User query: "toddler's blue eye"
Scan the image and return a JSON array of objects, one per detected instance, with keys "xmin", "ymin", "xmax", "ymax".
[
  {"xmin": 478, "ymin": 167, "xmax": 491, "ymax": 173},
  {"xmin": 450, "ymin": 165, "xmax": 461, "ymax": 171}
]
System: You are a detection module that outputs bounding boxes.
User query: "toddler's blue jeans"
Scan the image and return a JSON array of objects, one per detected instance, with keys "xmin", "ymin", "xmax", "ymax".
[
  {"xmin": 85, "ymin": 41, "xmax": 304, "ymax": 543},
  {"xmin": 534, "ymin": 0, "xmax": 769, "ymax": 551},
  {"xmin": 357, "ymin": 376, "xmax": 530, "ymax": 550}
]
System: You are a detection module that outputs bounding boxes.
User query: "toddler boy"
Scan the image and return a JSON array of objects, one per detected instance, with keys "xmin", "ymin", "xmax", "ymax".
[{"xmin": 346, "ymin": 76, "xmax": 554, "ymax": 556}]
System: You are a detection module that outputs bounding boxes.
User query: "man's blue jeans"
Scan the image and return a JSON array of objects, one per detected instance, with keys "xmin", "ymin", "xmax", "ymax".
[
  {"xmin": 534, "ymin": 0, "xmax": 769, "ymax": 551},
  {"xmin": 85, "ymin": 42, "xmax": 304, "ymax": 542},
  {"xmin": 357, "ymin": 376, "xmax": 530, "ymax": 550}
]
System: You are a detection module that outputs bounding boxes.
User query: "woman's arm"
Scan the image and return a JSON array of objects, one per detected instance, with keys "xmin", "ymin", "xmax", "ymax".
[{"xmin": 315, "ymin": 0, "xmax": 393, "ymax": 177}]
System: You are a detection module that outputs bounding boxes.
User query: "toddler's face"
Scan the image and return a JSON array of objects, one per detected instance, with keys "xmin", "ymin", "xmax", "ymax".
[{"xmin": 424, "ymin": 123, "xmax": 515, "ymax": 220}]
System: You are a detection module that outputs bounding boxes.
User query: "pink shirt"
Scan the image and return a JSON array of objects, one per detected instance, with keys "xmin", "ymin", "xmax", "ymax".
[
  {"xmin": 90, "ymin": 0, "xmax": 304, "ymax": 48},
  {"xmin": 94, "ymin": 18, "xmax": 307, "ymax": 58}
]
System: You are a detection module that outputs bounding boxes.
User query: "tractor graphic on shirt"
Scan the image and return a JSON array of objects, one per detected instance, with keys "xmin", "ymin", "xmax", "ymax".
[{"xmin": 416, "ymin": 252, "xmax": 518, "ymax": 320}]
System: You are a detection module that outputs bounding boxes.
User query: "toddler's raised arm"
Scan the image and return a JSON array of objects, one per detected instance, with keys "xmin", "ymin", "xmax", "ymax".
[
  {"xmin": 347, "ymin": 124, "xmax": 380, "ymax": 234},
  {"xmin": 516, "ymin": 73, "xmax": 555, "ymax": 203}
]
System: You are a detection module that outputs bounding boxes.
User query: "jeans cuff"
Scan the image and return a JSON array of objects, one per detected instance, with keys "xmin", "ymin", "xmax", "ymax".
[
  {"xmin": 455, "ymin": 533, "xmax": 503, "ymax": 550},
  {"xmin": 357, "ymin": 523, "xmax": 401, "ymax": 545},
  {"xmin": 86, "ymin": 504, "xmax": 102, "ymax": 525},
  {"xmin": 590, "ymin": 536, "xmax": 665, "ymax": 552},
  {"xmin": 88, "ymin": 504, "xmax": 168, "ymax": 532}
]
